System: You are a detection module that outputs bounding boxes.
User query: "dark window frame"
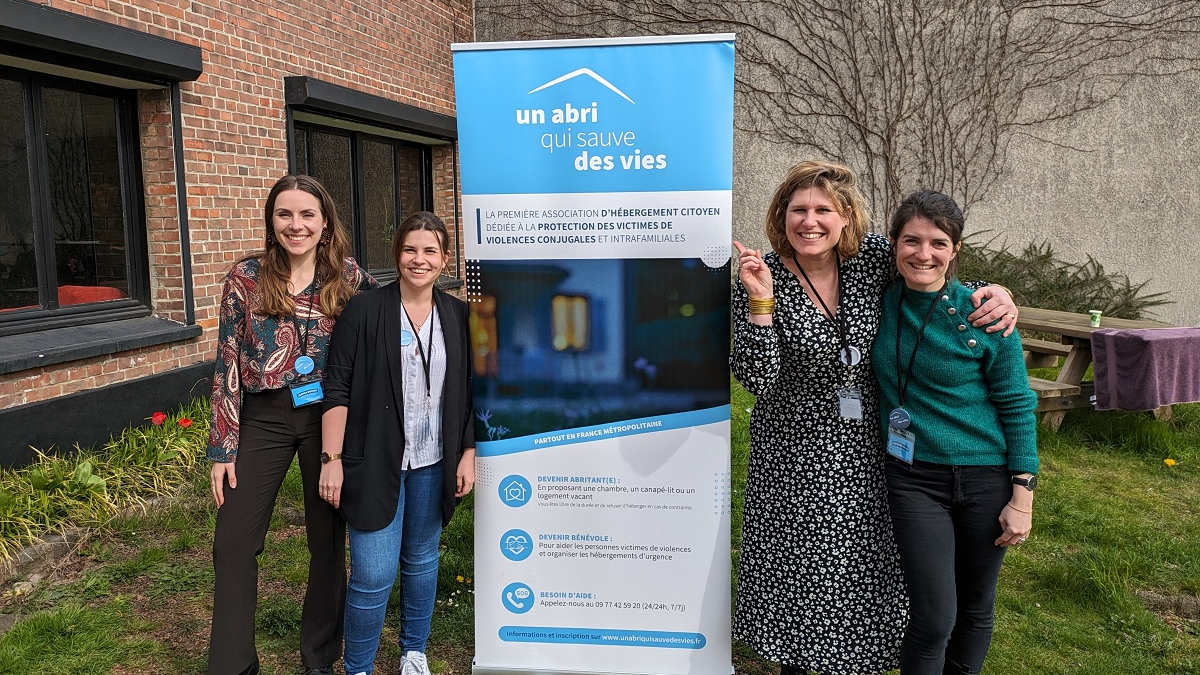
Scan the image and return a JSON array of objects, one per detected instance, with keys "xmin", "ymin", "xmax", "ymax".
[
  {"xmin": 0, "ymin": 0, "xmax": 203, "ymax": 376},
  {"xmin": 283, "ymin": 75, "xmax": 460, "ymax": 286},
  {"xmin": 293, "ymin": 120, "xmax": 435, "ymax": 280},
  {"xmin": 1, "ymin": 0, "xmax": 203, "ymax": 86},
  {"xmin": 0, "ymin": 65, "xmax": 151, "ymax": 337}
]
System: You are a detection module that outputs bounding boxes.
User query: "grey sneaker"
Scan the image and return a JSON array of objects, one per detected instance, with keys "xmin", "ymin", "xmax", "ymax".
[{"xmin": 400, "ymin": 651, "xmax": 431, "ymax": 675}]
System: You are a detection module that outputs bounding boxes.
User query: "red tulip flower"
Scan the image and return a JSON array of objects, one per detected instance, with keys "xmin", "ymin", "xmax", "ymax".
[
  {"xmin": 151, "ymin": 411, "xmax": 167, "ymax": 426},
  {"xmin": 178, "ymin": 418, "xmax": 194, "ymax": 428}
]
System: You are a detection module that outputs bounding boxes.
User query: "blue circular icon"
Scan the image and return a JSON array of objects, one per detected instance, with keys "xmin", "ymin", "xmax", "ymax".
[
  {"xmin": 498, "ymin": 475, "xmax": 532, "ymax": 508},
  {"xmin": 294, "ymin": 355, "xmax": 315, "ymax": 375},
  {"xmin": 502, "ymin": 582, "xmax": 534, "ymax": 614},
  {"xmin": 888, "ymin": 407, "xmax": 911, "ymax": 430},
  {"xmin": 500, "ymin": 529, "xmax": 533, "ymax": 561}
]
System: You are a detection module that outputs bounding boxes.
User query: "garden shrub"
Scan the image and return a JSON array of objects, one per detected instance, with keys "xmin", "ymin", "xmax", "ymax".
[{"xmin": 958, "ymin": 234, "xmax": 1172, "ymax": 320}]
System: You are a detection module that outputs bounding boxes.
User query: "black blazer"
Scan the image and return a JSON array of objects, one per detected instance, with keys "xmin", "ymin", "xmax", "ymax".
[{"xmin": 323, "ymin": 282, "xmax": 474, "ymax": 531}]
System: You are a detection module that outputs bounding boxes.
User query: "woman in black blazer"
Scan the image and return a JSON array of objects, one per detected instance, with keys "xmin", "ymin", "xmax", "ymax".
[{"xmin": 318, "ymin": 211, "xmax": 475, "ymax": 675}]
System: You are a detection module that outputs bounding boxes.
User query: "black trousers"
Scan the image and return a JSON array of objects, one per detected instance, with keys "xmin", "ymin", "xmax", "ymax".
[
  {"xmin": 207, "ymin": 388, "xmax": 346, "ymax": 674},
  {"xmin": 884, "ymin": 458, "xmax": 1010, "ymax": 675}
]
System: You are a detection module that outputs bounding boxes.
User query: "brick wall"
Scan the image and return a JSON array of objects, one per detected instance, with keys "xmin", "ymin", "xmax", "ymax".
[{"xmin": 1, "ymin": 0, "xmax": 471, "ymax": 410}]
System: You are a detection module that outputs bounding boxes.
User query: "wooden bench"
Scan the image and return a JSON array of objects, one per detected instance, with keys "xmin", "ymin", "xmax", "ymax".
[
  {"xmin": 1028, "ymin": 377, "xmax": 1084, "ymax": 413},
  {"xmin": 1023, "ymin": 338, "xmax": 1073, "ymax": 368}
]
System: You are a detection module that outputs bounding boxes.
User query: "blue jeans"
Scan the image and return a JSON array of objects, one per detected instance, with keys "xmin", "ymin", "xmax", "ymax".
[
  {"xmin": 884, "ymin": 458, "xmax": 1010, "ymax": 675},
  {"xmin": 343, "ymin": 461, "xmax": 444, "ymax": 674}
]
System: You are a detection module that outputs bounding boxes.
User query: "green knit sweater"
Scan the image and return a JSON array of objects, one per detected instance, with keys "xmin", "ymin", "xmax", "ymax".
[{"xmin": 871, "ymin": 278, "xmax": 1039, "ymax": 473}]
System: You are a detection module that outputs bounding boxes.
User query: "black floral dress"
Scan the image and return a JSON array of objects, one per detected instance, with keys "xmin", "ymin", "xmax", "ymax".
[{"xmin": 730, "ymin": 232, "xmax": 906, "ymax": 674}]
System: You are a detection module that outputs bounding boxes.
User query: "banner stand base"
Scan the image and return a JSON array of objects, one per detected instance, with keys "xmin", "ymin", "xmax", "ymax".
[{"xmin": 472, "ymin": 661, "xmax": 735, "ymax": 675}]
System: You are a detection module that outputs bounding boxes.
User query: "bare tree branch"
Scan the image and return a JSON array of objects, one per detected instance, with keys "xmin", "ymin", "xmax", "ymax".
[{"xmin": 475, "ymin": 0, "xmax": 1200, "ymax": 223}]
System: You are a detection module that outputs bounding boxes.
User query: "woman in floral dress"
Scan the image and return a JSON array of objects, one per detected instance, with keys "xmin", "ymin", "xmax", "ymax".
[{"xmin": 730, "ymin": 160, "xmax": 1017, "ymax": 675}]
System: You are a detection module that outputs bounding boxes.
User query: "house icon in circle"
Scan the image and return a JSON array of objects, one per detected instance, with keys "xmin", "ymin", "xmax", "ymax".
[
  {"xmin": 499, "ymin": 476, "xmax": 531, "ymax": 507},
  {"xmin": 503, "ymin": 481, "xmax": 527, "ymax": 503}
]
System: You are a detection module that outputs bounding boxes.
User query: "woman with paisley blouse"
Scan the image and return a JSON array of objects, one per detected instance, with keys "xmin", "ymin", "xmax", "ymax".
[
  {"xmin": 730, "ymin": 160, "xmax": 1018, "ymax": 675},
  {"xmin": 206, "ymin": 175, "xmax": 376, "ymax": 675}
]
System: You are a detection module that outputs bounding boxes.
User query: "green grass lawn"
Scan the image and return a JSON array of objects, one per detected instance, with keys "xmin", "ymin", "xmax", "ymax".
[{"xmin": 1, "ymin": 386, "xmax": 1197, "ymax": 674}]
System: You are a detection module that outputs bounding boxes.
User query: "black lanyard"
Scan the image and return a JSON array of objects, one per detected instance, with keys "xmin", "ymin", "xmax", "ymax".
[
  {"xmin": 292, "ymin": 281, "xmax": 318, "ymax": 357},
  {"xmin": 894, "ymin": 282, "xmax": 947, "ymax": 408},
  {"xmin": 794, "ymin": 251, "xmax": 852, "ymax": 372},
  {"xmin": 402, "ymin": 302, "xmax": 434, "ymax": 398}
]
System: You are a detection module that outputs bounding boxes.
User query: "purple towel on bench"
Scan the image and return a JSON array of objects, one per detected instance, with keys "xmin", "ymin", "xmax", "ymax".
[{"xmin": 1091, "ymin": 327, "xmax": 1200, "ymax": 411}]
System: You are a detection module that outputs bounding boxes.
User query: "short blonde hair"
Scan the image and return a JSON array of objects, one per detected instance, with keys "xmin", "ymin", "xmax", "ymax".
[{"xmin": 764, "ymin": 160, "xmax": 870, "ymax": 259}]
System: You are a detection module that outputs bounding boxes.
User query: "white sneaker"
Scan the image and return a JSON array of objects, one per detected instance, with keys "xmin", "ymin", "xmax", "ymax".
[{"xmin": 400, "ymin": 651, "xmax": 430, "ymax": 675}]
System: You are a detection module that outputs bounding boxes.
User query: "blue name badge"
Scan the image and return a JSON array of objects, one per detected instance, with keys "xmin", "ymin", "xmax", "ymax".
[
  {"xmin": 886, "ymin": 426, "xmax": 915, "ymax": 464},
  {"xmin": 290, "ymin": 380, "xmax": 324, "ymax": 408}
]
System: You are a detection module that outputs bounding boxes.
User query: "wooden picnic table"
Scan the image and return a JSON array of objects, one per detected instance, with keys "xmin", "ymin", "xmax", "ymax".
[{"xmin": 1016, "ymin": 306, "xmax": 1173, "ymax": 430}]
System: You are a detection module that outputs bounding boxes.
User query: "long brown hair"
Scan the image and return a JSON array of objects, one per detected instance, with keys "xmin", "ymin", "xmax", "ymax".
[
  {"xmin": 252, "ymin": 175, "xmax": 355, "ymax": 318},
  {"xmin": 764, "ymin": 160, "xmax": 870, "ymax": 259}
]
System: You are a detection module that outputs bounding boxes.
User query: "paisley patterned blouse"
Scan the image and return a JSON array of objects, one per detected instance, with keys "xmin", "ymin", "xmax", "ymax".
[{"xmin": 206, "ymin": 257, "xmax": 377, "ymax": 461}]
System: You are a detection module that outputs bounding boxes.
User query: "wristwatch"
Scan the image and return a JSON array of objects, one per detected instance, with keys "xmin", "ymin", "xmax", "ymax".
[
  {"xmin": 1011, "ymin": 474, "xmax": 1037, "ymax": 491},
  {"xmin": 320, "ymin": 452, "xmax": 342, "ymax": 464}
]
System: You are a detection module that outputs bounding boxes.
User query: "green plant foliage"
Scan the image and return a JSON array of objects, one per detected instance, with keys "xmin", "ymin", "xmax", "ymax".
[
  {"xmin": 957, "ymin": 234, "xmax": 1172, "ymax": 320},
  {"xmin": 255, "ymin": 595, "xmax": 302, "ymax": 638},
  {"xmin": 0, "ymin": 399, "xmax": 209, "ymax": 562},
  {"xmin": 0, "ymin": 603, "xmax": 157, "ymax": 674}
]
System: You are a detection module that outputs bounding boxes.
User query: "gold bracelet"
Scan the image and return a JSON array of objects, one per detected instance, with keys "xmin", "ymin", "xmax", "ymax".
[
  {"xmin": 747, "ymin": 297, "xmax": 776, "ymax": 315},
  {"xmin": 1006, "ymin": 501, "xmax": 1032, "ymax": 514}
]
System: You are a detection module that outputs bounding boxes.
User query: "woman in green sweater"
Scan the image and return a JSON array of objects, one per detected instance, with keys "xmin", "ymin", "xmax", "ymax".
[{"xmin": 871, "ymin": 190, "xmax": 1037, "ymax": 675}]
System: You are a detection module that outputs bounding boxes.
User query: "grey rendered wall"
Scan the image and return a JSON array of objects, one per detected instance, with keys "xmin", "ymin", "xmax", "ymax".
[
  {"xmin": 734, "ymin": 72, "xmax": 1199, "ymax": 327},
  {"xmin": 968, "ymin": 73, "xmax": 1200, "ymax": 327}
]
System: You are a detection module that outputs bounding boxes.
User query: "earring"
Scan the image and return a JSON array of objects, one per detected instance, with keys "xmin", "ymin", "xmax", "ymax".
[{"xmin": 319, "ymin": 229, "xmax": 332, "ymax": 246}]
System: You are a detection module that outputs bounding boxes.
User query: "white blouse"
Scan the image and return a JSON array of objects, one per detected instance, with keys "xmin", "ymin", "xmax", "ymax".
[{"xmin": 400, "ymin": 305, "xmax": 447, "ymax": 470}]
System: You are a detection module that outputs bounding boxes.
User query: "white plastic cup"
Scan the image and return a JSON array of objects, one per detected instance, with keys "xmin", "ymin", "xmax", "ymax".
[{"xmin": 1088, "ymin": 310, "xmax": 1102, "ymax": 327}]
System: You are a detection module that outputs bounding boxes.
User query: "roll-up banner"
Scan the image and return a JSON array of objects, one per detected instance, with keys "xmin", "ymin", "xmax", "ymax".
[{"xmin": 452, "ymin": 34, "xmax": 735, "ymax": 675}]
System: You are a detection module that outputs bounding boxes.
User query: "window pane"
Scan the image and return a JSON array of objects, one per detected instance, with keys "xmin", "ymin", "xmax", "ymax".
[
  {"xmin": 43, "ymin": 87, "xmax": 130, "ymax": 307},
  {"xmin": 397, "ymin": 145, "xmax": 424, "ymax": 223},
  {"xmin": 306, "ymin": 131, "xmax": 353, "ymax": 250},
  {"xmin": 361, "ymin": 138, "xmax": 395, "ymax": 271},
  {"xmin": 0, "ymin": 78, "xmax": 37, "ymax": 312},
  {"xmin": 294, "ymin": 127, "xmax": 308, "ymax": 175}
]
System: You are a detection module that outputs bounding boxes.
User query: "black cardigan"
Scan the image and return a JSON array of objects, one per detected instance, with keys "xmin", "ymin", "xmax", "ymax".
[{"xmin": 323, "ymin": 282, "xmax": 474, "ymax": 531}]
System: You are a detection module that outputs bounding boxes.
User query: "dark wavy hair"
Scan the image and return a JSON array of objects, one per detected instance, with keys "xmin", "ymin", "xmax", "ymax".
[
  {"xmin": 764, "ymin": 159, "xmax": 870, "ymax": 259},
  {"xmin": 253, "ymin": 174, "xmax": 354, "ymax": 318},
  {"xmin": 888, "ymin": 190, "xmax": 965, "ymax": 279}
]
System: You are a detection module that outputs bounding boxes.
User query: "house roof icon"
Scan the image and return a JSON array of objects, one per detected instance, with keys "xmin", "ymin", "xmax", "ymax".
[
  {"xmin": 502, "ymin": 480, "xmax": 528, "ymax": 503},
  {"xmin": 527, "ymin": 68, "xmax": 635, "ymax": 104}
]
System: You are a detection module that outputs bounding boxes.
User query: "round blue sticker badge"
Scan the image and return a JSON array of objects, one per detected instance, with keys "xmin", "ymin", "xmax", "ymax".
[
  {"xmin": 400, "ymin": 330, "xmax": 414, "ymax": 347},
  {"xmin": 295, "ymin": 355, "xmax": 315, "ymax": 375}
]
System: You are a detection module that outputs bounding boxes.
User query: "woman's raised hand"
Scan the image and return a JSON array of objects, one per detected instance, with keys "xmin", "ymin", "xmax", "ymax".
[{"xmin": 733, "ymin": 241, "xmax": 773, "ymax": 299}]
